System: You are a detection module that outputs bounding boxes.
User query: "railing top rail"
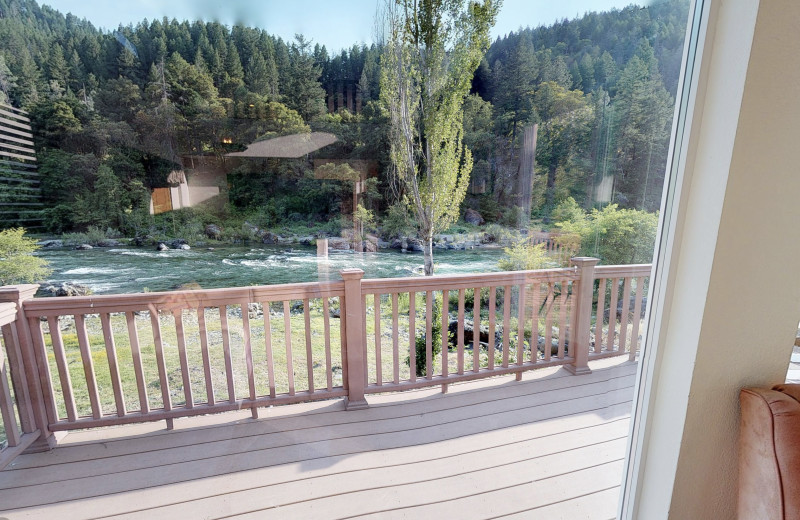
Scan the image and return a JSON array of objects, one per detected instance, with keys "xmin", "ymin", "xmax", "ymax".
[
  {"xmin": 23, "ymin": 280, "xmax": 346, "ymax": 317},
  {"xmin": 594, "ymin": 264, "xmax": 652, "ymax": 278},
  {"xmin": 360, "ymin": 267, "xmax": 579, "ymax": 294},
  {"xmin": 0, "ymin": 301, "xmax": 17, "ymax": 326}
]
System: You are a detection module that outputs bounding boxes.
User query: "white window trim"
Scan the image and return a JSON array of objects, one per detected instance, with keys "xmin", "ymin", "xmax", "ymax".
[{"xmin": 619, "ymin": 0, "xmax": 763, "ymax": 517}]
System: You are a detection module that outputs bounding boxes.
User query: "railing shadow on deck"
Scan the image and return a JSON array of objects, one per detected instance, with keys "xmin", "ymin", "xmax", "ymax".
[{"xmin": 0, "ymin": 258, "xmax": 651, "ymax": 469}]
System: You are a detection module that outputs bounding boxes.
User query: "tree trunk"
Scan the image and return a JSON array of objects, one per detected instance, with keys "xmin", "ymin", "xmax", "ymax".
[
  {"xmin": 546, "ymin": 162, "xmax": 558, "ymax": 209},
  {"xmin": 423, "ymin": 233, "xmax": 434, "ymax": 276}
]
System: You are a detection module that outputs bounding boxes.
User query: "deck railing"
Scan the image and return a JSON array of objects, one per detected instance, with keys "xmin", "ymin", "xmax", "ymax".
[{"xmin": 0, "ymin": 258, "xmax": 651, "ymax": 466}]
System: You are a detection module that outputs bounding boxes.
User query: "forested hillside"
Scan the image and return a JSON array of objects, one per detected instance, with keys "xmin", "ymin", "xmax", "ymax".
[{"xmin": 0, "ymin": 0, "xmax": 688, "ymax": 237}]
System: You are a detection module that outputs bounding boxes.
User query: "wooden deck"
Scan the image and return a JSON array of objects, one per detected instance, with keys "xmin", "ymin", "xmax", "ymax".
[{"xmin": 0, "ymin": 357, "xmax": 636, "ymax": 520}]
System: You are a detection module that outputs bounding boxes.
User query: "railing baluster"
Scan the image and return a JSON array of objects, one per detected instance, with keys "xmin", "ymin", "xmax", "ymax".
[
  {"xmin": 473, "ymin": 287, "xmax": 481, "ymax": 372},
  {"xmin": 595, "ymin": 278, "xmax": 607, "ymax": 354},
  {"xmin": 441, "ymin": 290, "xmax": 449, "ymax": 379},
  {"xmin": 425, "ymin": 291, "xmax": 433, "ymax": 379},
  {"xmin": 264, "ymin": 303, "xmax": 276, "ymax": 398},
  {"xmin": 148, "ymin": 306, "xmax": 172, "ymax": 420},
  {"xmin": 544, "ymin": 283, "xmax": 554, "ymax": 362},
  {"xmin": 0, "ymin": 334, "xmax": 20, "ymax": 446},
  {"xmin": 630, "ymin": 277, "xmax": 645, "ymax": 360},
  {"xmin": 0, "ymin": 261, "xmax": 648, "ymax": 432},
  {"xmin": 530, "ymin": 282, "xmax": 540, "ymax": 363},
  {"xmin": 392, "ymin": 293, "xmax": 400, "ymax": 384},
  {"xmin": 558, "ymin": 281, "xmax": 568, "ymax": 359},
  {"xmin": 408, "ymin": 292, "xmax": 416, "ymax": 382},
  {"xmin": 502, "ymin": 286, "xmax": 511, "ymax": 368},
  {"xmin": 1, "ymin": 286, "xmax": 55, "ymax": 450},
  {"xmin": 517, "ymin": 284, "xmax": 527, "ymax": 373},
  {"xmin": 457, "ymin": 289, "xmax": 465, "ymax": 374},
  {"xmin": 75, "ymin": 314, "xmax": 102, "ymax": 419},
  {"xmin": 304, "ymin": 299, "xmax": 315, "ymax": 392},
  {"xmin": 125, "ymin": 312, "xmax": 149, "ymax": 414},
  {"xmin": 340, "ymin": 295, "xmax": 348, "ymax": 390},
  {"xmin": 100, "ymin": 313, "xmax": 126, "ymax": 417},
  {"xmin": 607, "ymin": 278, "xmax": 620, "ymax": 352},
  {"xmin": 47, "ymin": 316, "xmax": 76, "ymax": 422},
  {"xmin": 3, "ymin": 322, "xmax": 36, "ymax": 431},
  {"xmin": 618, "ymin": 277, "xmax": 633, "ymax": 353},
  {"xmin": 362, "ymin": 295, "xmax": 368, "ymax": 385},
  {"xmin": 219, "ymin": 306, "xmax": 236, "ymax": 402},
  {"xmin": 197, "ymin": 307, "xmax": 215, "ymax": 405},
  {"xmin": 373, "ymin": 294, "xmax": 381, "ymax": 386},
  {"xmin": 242, "ymin": 303, "xmax": 257, "ymax": 416},
  {"xmin": 283, "ymin": 301, "xmax": 295, "ymax": 396},
  {"xmin": 323, "ymin": 297, "xmax": 333, "ymax": 391},
  {"xmin": 488, "ymin": 287, "xmax": 496, "ymax": 370},
  {"xmin": 172, "ymin": 310, "xmax": 193, "ymax": 408}
]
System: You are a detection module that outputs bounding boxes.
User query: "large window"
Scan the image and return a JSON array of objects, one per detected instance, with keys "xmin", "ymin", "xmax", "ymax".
[{"xmin": 0, "ymin": 1, "xmax": 707, "ymax": 517}]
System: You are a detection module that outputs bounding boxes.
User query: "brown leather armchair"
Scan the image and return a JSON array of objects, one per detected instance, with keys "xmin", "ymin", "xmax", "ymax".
[{"xmin": 739, "ymin": 385, "xmax": 800, "ymax": 519}]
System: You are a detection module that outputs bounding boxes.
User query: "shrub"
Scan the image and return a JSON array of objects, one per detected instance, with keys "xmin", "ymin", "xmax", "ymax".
[
  {"xmin": 0, "ymin": 228, "xmax": 51, "ymax": 284},
  {"xmin": 557, "ymin": 202, "xmax": 658, "ymax": 264},
  {"xmin": 498, "ymin": 242, "xmax": 550, "ymax": 271},
  {"xmin": 406, "ymin": 293, "xmax": 449, "ymax": 377},
  {"xmin": 381, "ymin": 202, "xmax": 416, "ymax": 238},
  {"xmin": 551, "ymin": 197, "xmax": 585, "ymax": 225},
  {"xmin": 62, "ymin": 225, "xmax": 119, "ymax": 246}
]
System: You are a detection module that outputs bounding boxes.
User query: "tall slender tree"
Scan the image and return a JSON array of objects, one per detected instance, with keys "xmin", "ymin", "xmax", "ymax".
[{"xmin": 381, "ymin": 0, "xmax": 500, "ymax": 275}]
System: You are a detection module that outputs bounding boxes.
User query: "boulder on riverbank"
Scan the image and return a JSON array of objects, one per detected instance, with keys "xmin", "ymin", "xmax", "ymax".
[
  {"xmin": 464, "ymin": 208, "xmax": 485, "ymax": 226},
  {"xmin": 42, "ymin": 282, "xmax": 93, "ymax": 297},
  {"xmin": 75, "ymin": 244, "xmax": 93, "ymax": 250},
  {"xmin": 37, "ymin": 239, "xmax": 63, "ymax": 248},
  {"xmin": 328, "ymin": 237, "xmax": 351, "ymax": 250},
  {"xmin": 204, "ymin": 224, "xmax": 222, "ymax": 240}
]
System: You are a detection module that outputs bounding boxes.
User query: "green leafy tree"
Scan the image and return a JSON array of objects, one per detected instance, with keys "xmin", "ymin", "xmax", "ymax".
[
  {"xmin": 0, "ymin": 228, "xmax": 51, "ymax": 285},
  {"xmin": 381, "ymin": 0, "xmax": 500, "ymax": 275},
  {"xmin": 556, "ymin": 201, "xmax": 658, "ymax": 264},
  {"xmin": 533, "ymin": 82, "xmax": 595, "ymax": 209}
]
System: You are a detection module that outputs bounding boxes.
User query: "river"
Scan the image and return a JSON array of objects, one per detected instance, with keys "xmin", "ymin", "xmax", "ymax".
[{"xmin": 36, "ymin": 245, "xmax": 506, "ymax": 295}]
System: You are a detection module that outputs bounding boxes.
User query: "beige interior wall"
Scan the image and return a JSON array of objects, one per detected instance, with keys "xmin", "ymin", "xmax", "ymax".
[{"xmin": 633, "ymin": 0, "xmax": 800, "ymax": 517}]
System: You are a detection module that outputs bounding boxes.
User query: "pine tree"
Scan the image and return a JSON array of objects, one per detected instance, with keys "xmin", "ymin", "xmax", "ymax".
[
  {"xmin": 492, "ymin": 37, "xmax": 536, "ymax": 140},
  {"xmin": 0, "ymin": 54, "xmax": 18, "ymax": 104},
  {"xmin": 47, "ymin": 43, "xmax": 70, "ymax": 92},
  {"xmin": 285, "ymin": 35, "xmax": 325, "ymax": 122},
  {"xmin": 245, "ymin": 53, "xmax": 271, "ymax": 96},
  {"xmin": 612, "ymin": 40, "xmax": 672, "ymax": 210}
]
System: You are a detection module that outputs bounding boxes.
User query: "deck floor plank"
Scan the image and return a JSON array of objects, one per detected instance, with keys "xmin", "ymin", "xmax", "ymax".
[
  {"xmin": 0, "ymin": 372, "xmax": 635, "ymax": 489},
  {"xmin": 6, "ymin": 362, "xmax": 635, "ymax": 470},
  {"xmin": 1, "ymin": 358, "xmax": 636, "ymax": 520}
]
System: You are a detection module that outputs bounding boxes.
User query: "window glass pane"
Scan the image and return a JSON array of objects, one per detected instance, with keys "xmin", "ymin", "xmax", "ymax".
[{"xmin": 0, "ymin": 0, "xmax": 695, "ymax": 517}]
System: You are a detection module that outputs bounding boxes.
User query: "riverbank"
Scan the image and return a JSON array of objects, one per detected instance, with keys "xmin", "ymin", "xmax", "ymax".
[{"xmin": 41, "ymin": 220, "xmax": 525, "ymax": 254}]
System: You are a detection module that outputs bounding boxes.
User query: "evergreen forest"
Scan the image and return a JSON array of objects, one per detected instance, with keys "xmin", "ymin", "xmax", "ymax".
[{"xmin": 0, "ymin": 0, "xmax": 689, "ymax": 248}]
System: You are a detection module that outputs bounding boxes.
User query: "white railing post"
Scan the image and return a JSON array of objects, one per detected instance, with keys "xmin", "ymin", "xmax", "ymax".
[
  {"xmin": 340, "ymin": 269, "xmax": 368, "ymax": 410},
  {"xmin": 566, "ymin": 258, "xmax": 599, "ymax": 375},
  {"xmin": 0, "ymin": 285, "xmax": 55, "ymax": 452}
]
